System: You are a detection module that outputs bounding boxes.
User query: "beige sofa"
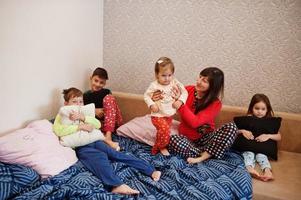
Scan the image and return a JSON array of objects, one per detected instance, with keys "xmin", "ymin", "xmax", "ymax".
[{"xmin": 113, "ymin": 91, "xmax": 301, "ymax": 200}]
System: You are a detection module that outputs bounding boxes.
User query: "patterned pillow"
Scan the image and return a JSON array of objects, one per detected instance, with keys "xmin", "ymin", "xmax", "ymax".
[{"xmin": 0, "ymin": 162, "xmax": 40, "ymax": 200}]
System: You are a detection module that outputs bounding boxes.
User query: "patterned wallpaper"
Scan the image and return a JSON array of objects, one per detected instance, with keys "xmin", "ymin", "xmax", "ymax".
[{"xmin": 103, "ymin": 0, "xmax": 301, "ymax": 113}]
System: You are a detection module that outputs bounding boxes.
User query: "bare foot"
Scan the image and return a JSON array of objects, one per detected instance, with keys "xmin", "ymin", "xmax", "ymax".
[
  {"xmin": 261, "ymin": 168, "xmax": 274, "ymax": 182},
  {"xmin": 111, "ymin": 184, "xmax": 140, "ymax": 195},
  {"xmin": 160, "ymin": 148, "xmax": 170, "ymax": 156},
  {"xmin": 246, "ymin": 166, "xmax": 261, "ymax": 179},
  {"xmin": 151, "ymin": 170, "xmax": 161, "ymax": 181},
  {"xmin": 187, "ymin": 151, "xmax": 211, "ymax": 164}
]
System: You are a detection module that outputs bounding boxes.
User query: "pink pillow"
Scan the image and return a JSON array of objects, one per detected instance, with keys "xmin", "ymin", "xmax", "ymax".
[
  {"xmin": 116, "ymin": 114, "xmax": 179, "ymax": 146},
  {"xmin": 0, "ymin": 120, "xmax": 78, "ymax": 178}
]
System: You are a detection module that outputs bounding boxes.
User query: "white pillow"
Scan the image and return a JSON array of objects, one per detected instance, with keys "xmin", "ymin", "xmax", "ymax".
[
  {"xmin": 60, "ymin": 129, "xmax": 105, "ymax": 148},
  {"xmin": 0, "ymin": 120, "xmax": 78, "ymax": 178},
  {"xmin": 59, "ymin": 103, "xmax": 95, "ymax": 125},
  {"xmin": 59, "ymin": 103, "xmax": 104, "ymax": 148},
  {"xmin": 116, "ymin": 114, "xmax": 179, "ymax": 146}
]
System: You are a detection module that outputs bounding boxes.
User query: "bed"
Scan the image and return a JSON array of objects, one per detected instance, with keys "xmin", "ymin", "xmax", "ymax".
[{"xmin": 1, "ymin": 135, "xmax": 252, "ymax": 200}]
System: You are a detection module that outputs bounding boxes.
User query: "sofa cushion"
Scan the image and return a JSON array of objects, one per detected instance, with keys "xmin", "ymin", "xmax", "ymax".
[
  {"xmin": 0, "ymin": 120, "xmax": 78, "ymax": 178},
  {"xmin": 232, "ymin": 116, "xmax": 281, "ymax": 160}
]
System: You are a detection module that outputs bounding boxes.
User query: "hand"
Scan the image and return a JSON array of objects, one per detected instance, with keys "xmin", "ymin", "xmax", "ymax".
[
  {"xmin": 171, "ymin": 85, "xmax": 181, "ymax": 100},
  {"xmin": 69, "ymin": 111, "xmax": 85, "ymax": 121},
  {"xmin": 150, "ymin": 104, "xmax": 159, "ymax": 113},
  {"xmin": 95, "ymin": 108, "xmax": 104, "ymax": 119},
  {"xmin": 79, "ymin": 124, "xmax": 93, "ymax": 132},
  {"xmin": 172, "ymin": 100, "xmax": 183, "ymax": 110},
  {"xmin": 255, "ymin": 134, "xmax": 270, "ymax": 142},
  {"xmin": 240, "ymin": 129, "xmax": 254, "ymax": 140},
  {"xmin": 151, "ymin": 90, "xmax": 163, "ymax": 101}
]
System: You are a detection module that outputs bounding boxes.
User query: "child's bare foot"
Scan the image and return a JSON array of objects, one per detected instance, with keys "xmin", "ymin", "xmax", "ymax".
[
  {"xmin": 187, "ymin": 151, "xmax": 211, "ymax": 164},
  {"xmin": 160, "ymin": 148, "xmax": 170, "ymax": 156},
  {"xmin": 261, "ymin": 168, "xmax": 274, "ymax": 182},
  {"xmin": 246, "ymin": 166, "xmax": 261, "ymax": 179},
  {"xmin": 111, "ymin": 184, "xmax": 140, "ymax": 195},
  {"xmin": 151, "ymin": 170, "xmax": 161, "ymax": 181}
]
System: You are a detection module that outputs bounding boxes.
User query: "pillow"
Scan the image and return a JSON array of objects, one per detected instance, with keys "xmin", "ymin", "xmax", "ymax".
[
  {"xmin": 232, "ymin": 116, "xmax": 282, "ymax": 160},
  {"xmin": 59, "ymin": 103, "xmax": 95, "ymax": 125},
  {"xmin": 116, "ymin": 114, "xmax": 179, "ymax": 146},
  {"xmin": 60, "ymin": 129, "xmax": 105, "ymax": 148},
  {"xmin": 59, "ymin": 103, "xmax": 104, "ymax": 148},
  {"xmin": 0, "ymin": 162, "xmax": 40, "ymax": 200},
  {"xmin": 0, "ymin": 120, "xmax": 78, "ymax": 178}
]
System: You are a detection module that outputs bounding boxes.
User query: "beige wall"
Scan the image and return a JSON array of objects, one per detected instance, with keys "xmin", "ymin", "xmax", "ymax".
[
  {"xmin": 103, "ymin": 0, "xmax": 301, "ymax": 113},
  {"xmin": 0, "ymin": 0, "xmax": 103, "ymax": 134}
]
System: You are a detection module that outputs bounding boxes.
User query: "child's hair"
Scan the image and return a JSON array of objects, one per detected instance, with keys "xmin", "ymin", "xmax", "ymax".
[
  {"xmin": 247, "ymin": 93, "xmax": 274, "ymax": 117},
  {"xmin": 195, "ymin": 67, "xmax": 224, "ymax": 113},
  {"xmin": 62, "ymin": 87, "xmax": 83, "ymax": 102},
  {"xmin": 155, "ymin": 57, "xmax": 175, "ymax": 74},
  {"xmin": 92, "ymin": 67, "xmax": 109, "ymax": 80}
]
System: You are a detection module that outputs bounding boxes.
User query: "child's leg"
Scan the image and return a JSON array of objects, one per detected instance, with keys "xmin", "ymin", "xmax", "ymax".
[
  {"xmin": 151, "ymin": 116, "xmax": 172, "ymax": 155},
  {"xmin": 75, "ymin": 142, "xmax": 123, "ymax": 187},
  {"xmin": 102, "ymin": 95, "xmax": 123, "ymax": 150},
  {"xmin": 93, "ymin": 140, "xmax": 160, "ymax": 180},
  {"xmin": 76, "ymin": 142, "xmax": 140, "ymax": 195},
  {"xmin": 256, "ymin": 153, "xmax": 273, "ymax": 181},
  {"xmin": 242, "ymin": 151, "xmax": 261, "ymax": 179}
]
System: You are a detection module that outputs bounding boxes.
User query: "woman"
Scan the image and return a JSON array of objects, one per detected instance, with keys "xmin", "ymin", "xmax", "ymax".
[{"xmin": 153, "ymin": 67, "xmax": 238, "ymax": 164}]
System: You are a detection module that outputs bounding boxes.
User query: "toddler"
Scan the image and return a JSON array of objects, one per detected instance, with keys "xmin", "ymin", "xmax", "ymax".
[{"xmin": 144, "ymin": 57, "xmax": 187, "ymax": 155}]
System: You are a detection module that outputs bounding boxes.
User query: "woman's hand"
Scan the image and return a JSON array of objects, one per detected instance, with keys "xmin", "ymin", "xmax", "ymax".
[
  {"xmin": 172, "ymin": 100, "xmax": 183, "ymax": 110},
  {"xmin": 255, "ymin": 134, "xmax": 270, "ymax": 142},
  {"xmin": 239, "ymin": 129, "xmax": 254, "ymax": 140},
  {"xmin": 69, "ymin": 111, "xmax": 85, "ymax": 121},
  {"xmin": 151, "ymin": 90, "xmax": 163, "ymax": 101},
  {"xmin": 79, "ymin": 124, "xmax": 93, "ymax": 132},
  {"xmin": 150, "ymin": 104, "xmax": 159, "ymax": 113},
  {"xmin": 95, "ymin": 108, "xmax": 104, "ymax": 119},
  {"xmin": 171, "ymin": 85, "xmax": 181, "ymax": 100}
]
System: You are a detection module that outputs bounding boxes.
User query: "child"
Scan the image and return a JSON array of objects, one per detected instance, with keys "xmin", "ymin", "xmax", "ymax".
[
  {"xmin": 83, "ymin": 68, "xmax": 122, "ymax": 151},
  {"xmin": 53, "ymin": 87, "xmax": 161, "ymax": 195},
  {"xmin": 144, "ymin": 57, "xmax": 188, "ymax": 155},
  {"xmin": 237, "ymin": 94, "xmax": 281, "ymax": 181}
]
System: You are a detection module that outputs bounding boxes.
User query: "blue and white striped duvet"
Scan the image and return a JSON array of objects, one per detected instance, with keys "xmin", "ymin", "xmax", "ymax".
[{"xmin": 1, "ymin": 136, "xmax": 252, "ymax": 200}]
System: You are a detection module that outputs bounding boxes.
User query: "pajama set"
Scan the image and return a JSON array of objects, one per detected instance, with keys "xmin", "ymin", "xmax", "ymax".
[
  {"xmin": 83, "ymin": 88, "xmax": 123, "ymax": 133},
  {"xmin": 53, "ymin": 112, "xmax": 155, "ymax": 189},
  {"xmin": 242, "ymin": 151, "xmax": 272, "ymax": 170},
  {"xmin": 144, "ymin": 79, "xmax": 188, "ymax": 155},
  {"xmin": 168, "ymin": 85, "xmax": 238, "ymax": 159}
]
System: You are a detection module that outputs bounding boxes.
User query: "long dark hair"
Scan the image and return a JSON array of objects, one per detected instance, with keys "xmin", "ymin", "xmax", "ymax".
[
  {"xmin": 247, "ymin": 93, "xmax": 274, "ymax": 117},
  {"xmin": 195, "ymin": 67, "xmax": 224, "ymax": 113}
]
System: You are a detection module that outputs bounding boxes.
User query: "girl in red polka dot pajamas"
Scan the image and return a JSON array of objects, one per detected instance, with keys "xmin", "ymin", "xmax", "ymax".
[{"xmin": 144, "ymin": 57, "xmax": 188, "ymax": 156}]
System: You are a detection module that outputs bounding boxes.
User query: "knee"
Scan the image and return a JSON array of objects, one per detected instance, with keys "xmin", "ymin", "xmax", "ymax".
[{"xmin": 103, "ymin": 95, "xmax": 116, "ymax": 104}]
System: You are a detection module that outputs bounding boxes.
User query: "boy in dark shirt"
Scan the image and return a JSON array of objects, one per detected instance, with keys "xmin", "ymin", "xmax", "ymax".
[{"xmin": 84, "ymin": 68, "xmax": 122, "ymax": 150}]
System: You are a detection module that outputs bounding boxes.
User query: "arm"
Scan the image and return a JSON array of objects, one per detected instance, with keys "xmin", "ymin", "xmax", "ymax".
[
  {"xmin": 144, "ymin": 82, "xmax": 160, "ymax": 112},
  {"xmin": 255, "ymin": 132, "xmax": 281, "ymax": 142},
  {"xmin": 178, "ymin": 100, "xmax": 222, "ymax": 129},
  {"xmin": 174, "ymin": 79, "xmax": 188, "ymax": 104},
  {"xmin": 53, "ymin": 114, "xmax": 79, "ymax": 137},
  {"xmin": 144, "ymin": 82, "xmax": 157, "ymax": 108},
  {"xmin": 238, "ymin": 129, "xmax": 254, "ymax": 140}
]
